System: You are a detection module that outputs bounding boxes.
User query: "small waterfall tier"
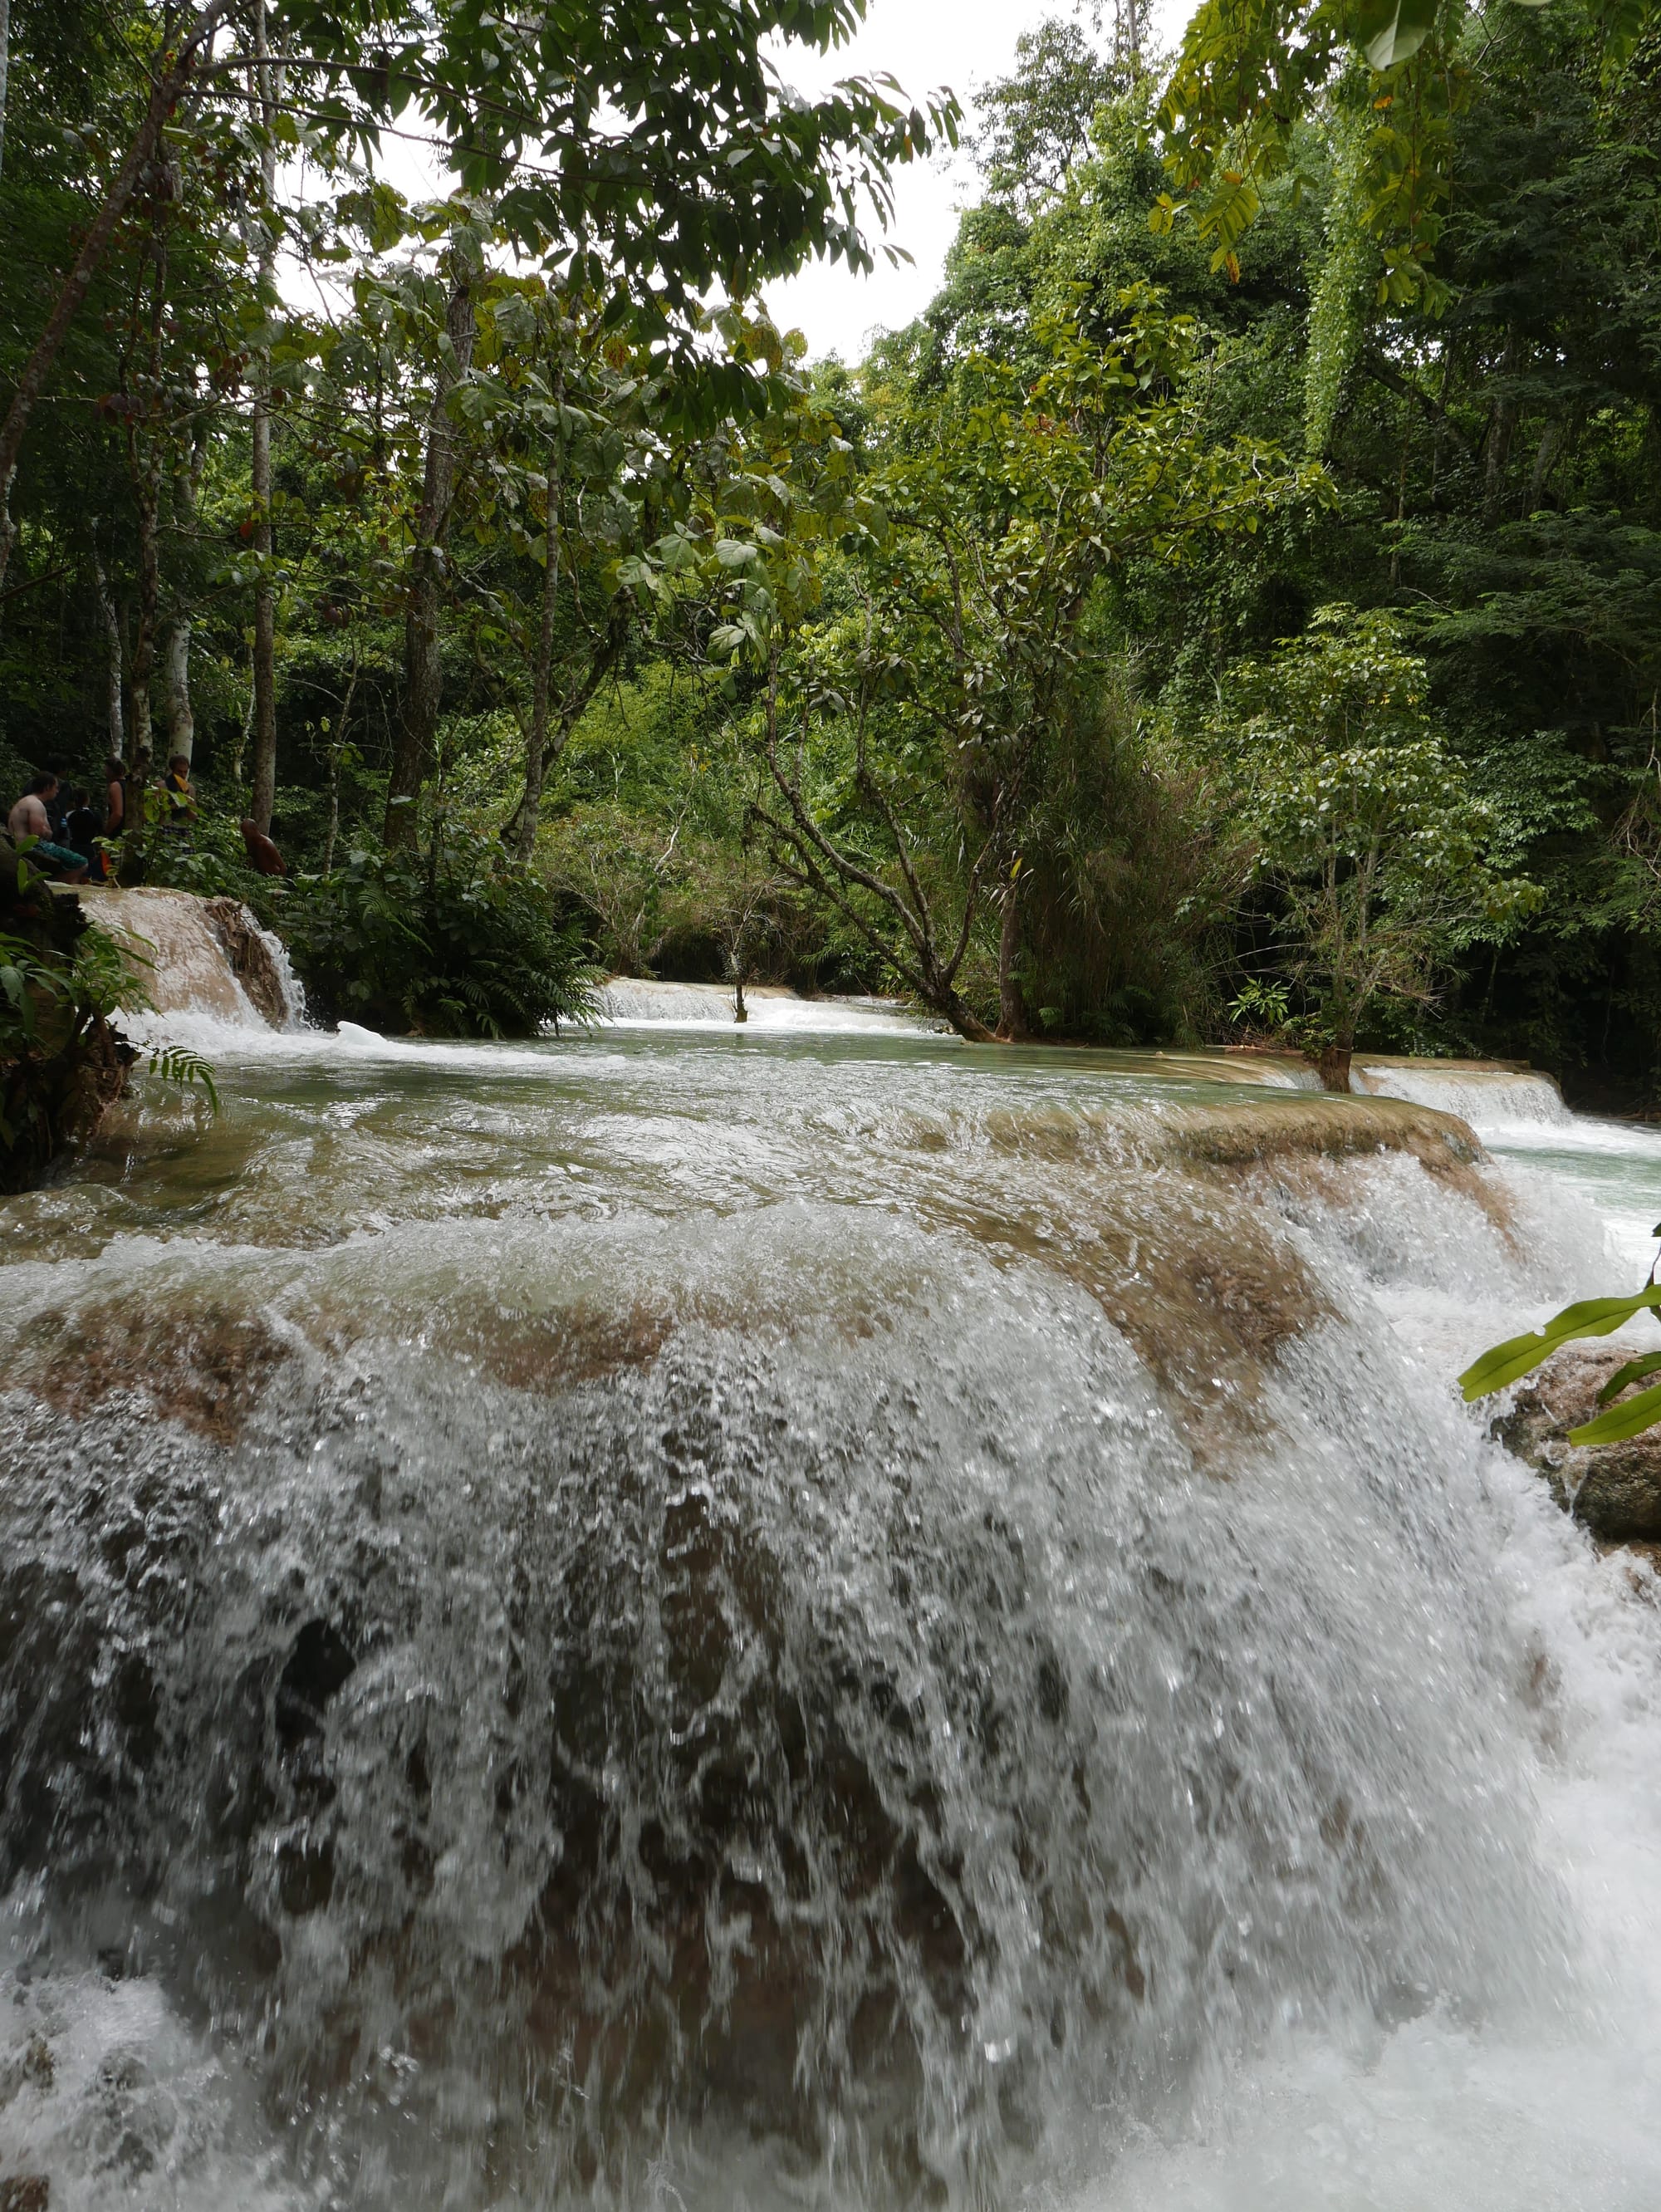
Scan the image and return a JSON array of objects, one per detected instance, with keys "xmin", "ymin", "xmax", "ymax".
[
  {"xmin": 595, "ymin": 975, "xmax": 938, "ymax": 1032},
  {"xmin": 76, "ymin": 886, "xmax": 306, "ymax": 1030},
  {"xmin": 1353, "ymin": 1054, "xmax": 1570, "ymax": 1131}
]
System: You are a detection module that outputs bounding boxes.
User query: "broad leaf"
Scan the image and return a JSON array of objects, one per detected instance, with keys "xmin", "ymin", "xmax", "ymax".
[
  {"xmin": 1352, "ymin": 0, "xmax": 1440, "ymax": 70},
  {"xmin": 1458, "ymin": 1285, "xmax": 1661, "ymax": 1400},
  {"xmin": 1595, "ymin": 1349, "xmax": 1661, "ymax": 1405},
  {"xmin": 1570, "ymin": 1380, "xmax": 1661, "ymax": 1446}
]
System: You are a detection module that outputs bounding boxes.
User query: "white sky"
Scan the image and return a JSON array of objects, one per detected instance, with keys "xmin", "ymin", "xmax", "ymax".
[{"xmin": 762, "ymin": 0, "xmax": 1193, "ymax": 359}]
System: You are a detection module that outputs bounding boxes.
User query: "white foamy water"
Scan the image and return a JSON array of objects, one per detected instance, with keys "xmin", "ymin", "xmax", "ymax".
[
  {"xmin": 4, "ymin": 1018, "xmax": 1661, "ymax": 2211},
  {"xmin": 595, "ymin": 974, "xmax": 946, "ymax": 1032},
  {"xmin": 1354, "ymin": 1057, "xmax": 1573, "ymax": 1131}
]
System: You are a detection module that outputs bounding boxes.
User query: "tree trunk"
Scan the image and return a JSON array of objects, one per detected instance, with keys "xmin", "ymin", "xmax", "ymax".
[
  {"xmin": 163, "ymin": 621, "xmax": 193, "ymax": 763},
  {"xmin": 249, "ymin": 396, "xmax": 276, "ymax": 826},
  {"xmin": 0, "ymin": 0, "xmax": 233, "ymax": 596},
  {"xmin": 248, "ymin": 0, "xmax": 278, "ymax": 831},
  {"xmin": 129, "ymin": 458, "xmax": 159, "ymax": 767},
  {"xmin": 386, "ymin": 274, "xmax": 477, "ymax": 847},
  {"xmin": 163, "ymin": 420, "xmax": 206, "ymax": 764},
  {"xmin": 1317, "ymin": 1043, "xmax": 1353, "ymax": 1093},
  {"xmin": 321, "ymin": 642, "xmax": 357, "ymax": 873},
  {"xmin": 91, "ymin": 545, "xmax": 125, "ymax": 757},
  {"xmin": 513, "ymin": 436, "xmax": 561, "ymax": 866},
  {"xmin": 996, "ymin": 882, "xmax": 1027, "ymax": 1041},
  {"xmin": 1482, "ymin": 325, "xmax": 1524, "ymax": 528},
  {"xmin": 1526, "ymin": 416, "xmax": 1564, "ymax": 515},
  {"xmin": 937, "ymin": 985, "xmax": 996, "ymax": 1043},
  {"xmin": 0, "ymin": 0, "xmax": 12, "ymax": 184}
]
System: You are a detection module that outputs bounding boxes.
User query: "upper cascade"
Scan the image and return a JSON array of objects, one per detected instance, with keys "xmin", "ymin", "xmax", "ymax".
[
  {"xmin": 1352, "ymin": 1056, "xmax": 1570, "ymax": 1132},
  {"xmin": 595, "ymin": 975, "xmax": 939, "ymax": 1032},
  {"xmin": 76, "ymin": 886, "xmax": 305, "ymax": 1032}
]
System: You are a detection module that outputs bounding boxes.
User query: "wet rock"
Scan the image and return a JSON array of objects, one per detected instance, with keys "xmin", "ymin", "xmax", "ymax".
[
  {"xmin": 12, "ymin": 1295, "xmax": 292, "ymax": 1442},
  {"xmin": 0, "ymin": 2035, "xmax": 54, "ymax": 2109},
  {"xmin": 0, "ymin": 2180, "xmax": 50, "ymax": 2212},
  {"xmin": 1495, "ymin": 1346, "xmax": 1661, "ymax": 1541},
  {"xmin": 203, "ymin": 897, "xmax": 288, "ymax": 1027}
]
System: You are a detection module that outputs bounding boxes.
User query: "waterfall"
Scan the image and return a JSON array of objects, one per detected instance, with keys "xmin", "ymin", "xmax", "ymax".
[
  {"xmin": 1, "ymin": 1031, "xmax": 1657, "ymax": 2211},
  {"xmin": 595, "ymin": 976, "xmax": 940, "ymax": 1032},
  {"xmin": 77, "ymin": 888, "xmax": 301, "ymax": 1032},
  {"xmin": 1353, "ymin": 1056, "xmax": 1571, "ymax": 1132}
]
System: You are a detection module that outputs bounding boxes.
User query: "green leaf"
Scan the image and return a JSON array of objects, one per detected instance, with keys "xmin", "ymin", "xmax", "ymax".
[
  {"xmin": 1352, "ymin": 0, "xmax": 1439, "ymax": 69},
  {"xmin": 1595, "ymin": 1349, "xmax": 1661, "ymax": 1405},
  {"xmin": 1459, "ymin": 1285, "xmax": 1661, "ymax": 1400},
  {"xmin": 1570, "ymin": 1380, "xmax": 1661, "ymax": 1445}
]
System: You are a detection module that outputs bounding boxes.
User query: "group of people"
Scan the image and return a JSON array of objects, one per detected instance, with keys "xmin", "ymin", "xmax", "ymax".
[
  {"xmin": 6, "ymin": 753, "xmax": 196, "ymax": 883},
  {"xmin": 6, "ymin": 753, "xmax": 287, "ymax": 885}
]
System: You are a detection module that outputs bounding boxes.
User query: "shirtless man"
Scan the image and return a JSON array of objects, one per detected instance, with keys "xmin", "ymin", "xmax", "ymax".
[
  {"xmin": 7, "ymin": 772, "xmax": 87, "ymax": 880},
  {"xmin": 239, "ymin": 817, "xmax": 287, "ymax": 875}
]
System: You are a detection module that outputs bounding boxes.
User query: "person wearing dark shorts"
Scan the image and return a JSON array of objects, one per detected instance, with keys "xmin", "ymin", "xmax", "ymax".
[{"xmin": 7, "ymin": 772, "xmax": 87, "ymax": 880}]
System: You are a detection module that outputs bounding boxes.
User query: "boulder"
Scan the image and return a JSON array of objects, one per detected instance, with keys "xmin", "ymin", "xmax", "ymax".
[{"xmin": 1494, "ymin": 1344, "xmax": 1661, "ymax": 1542}]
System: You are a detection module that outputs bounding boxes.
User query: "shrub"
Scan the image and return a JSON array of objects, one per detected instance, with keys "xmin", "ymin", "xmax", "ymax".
[{"xmin": 280, "ymin": 835, "xmax": 597, "ymax": 1037}]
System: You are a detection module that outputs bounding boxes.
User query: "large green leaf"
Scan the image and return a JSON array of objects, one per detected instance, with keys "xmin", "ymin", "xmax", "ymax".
[
  {"xmin": 1352, "ymin": 0, "xmax": 1440, "ymax": 69},
  {"xmin": 1458, "ymin": 1284, "xmax": 1661, "ymax": 1400},
  {"xmin": 1595, "ymin": 1349, "xmax": 1661, "ymax": 1405},
  {"xmin": 1570, "ymin": 1380, "xmax": 1661, "ymax": 1445}
]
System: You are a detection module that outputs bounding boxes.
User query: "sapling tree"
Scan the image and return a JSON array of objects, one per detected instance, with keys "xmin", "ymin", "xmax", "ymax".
[{"xmin": 1224, "ymin": 605, "xmax": 1538, "ymax": 1086}]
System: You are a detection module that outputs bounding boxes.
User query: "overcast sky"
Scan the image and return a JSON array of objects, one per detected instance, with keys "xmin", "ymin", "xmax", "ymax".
[{"xmin": 762, "ymin": 0, "xmax": 1193, "ymax": 359}]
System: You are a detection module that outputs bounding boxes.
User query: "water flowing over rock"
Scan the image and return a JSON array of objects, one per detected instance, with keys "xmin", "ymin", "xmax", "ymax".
[
  {"xmin": 76, "ymin": 887, "xmax": 301, "ymax": 1030},
  {"xmin": 202, "ymin": 898, "xmax": 303, "ymax": 1028},
  {"xmin": 0, "ymin": 1020, "xmax": 1658, "ymax": 2211},
  {"xmin": 1353, "ymin": 1055, "xmax": 1570, "ymax": 1128}
]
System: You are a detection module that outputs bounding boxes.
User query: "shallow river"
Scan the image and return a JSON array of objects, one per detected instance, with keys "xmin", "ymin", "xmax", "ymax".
[{"xmin": 3, "ymin": 997, "xmax": 1661, "ymax": 2210}]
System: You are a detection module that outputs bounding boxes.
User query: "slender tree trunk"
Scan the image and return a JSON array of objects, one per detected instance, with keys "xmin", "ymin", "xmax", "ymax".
[
  {"xmin": 250, "ymin": 394, "xmax": 276, "ymax": 825},
  {"xmin": 248, "ymin": 0, "xmax": 278, "ymax": 831},
  {"xmin": 386, "ymin": 275, "xmax": 477, "ymax": 847},
  {"xmin": 1483, "ymin": 324, "xmax": 1524, "ymax": 528},
  {"xmin": 514, "ymin": 435, "xmax": 562, "ymax": 866},
  {"xmin": 232, "ymin": 670, "xmax": 253, "ymax": 790},
  {"xmin": 1526, "ymin": 416, "xmax": 1564, "ymax": 515},
  {"xmin": 164, "ymin": 419, "xmax": 206, "ymax": 763},
  {"xmin": 996, "ymin": 880, "xmax": 1028, "ymax": 1040},
  {"xmin": 91, "ymin": 545, "xmax": 125, "ymax": 758},
  {"xmin": 0, "ymin": 0, "xmax": 12, "ymax": 184},
  {"xmin": 0, "ymin": 0, "xmax": 233, "ymax": 596},
  {"xmin": 163, "ymin": 623, "xmax": 193, "ymax": 761},
  {"xmin": 321, "ymin": 641, "xmax": 358, "ymax": 873},
  {"xmin": 129, "ymin": 455, "xmax": 160, "ymax": 766}
]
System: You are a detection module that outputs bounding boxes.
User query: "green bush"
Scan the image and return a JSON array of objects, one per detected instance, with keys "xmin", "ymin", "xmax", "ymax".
[
  {"xmin": 0, "ymin": 865, "xmax": 213, "ymax": 1189},
  {"xmin": 279, "ymin": 835, "xmax": 597, "ymax": 1038}
]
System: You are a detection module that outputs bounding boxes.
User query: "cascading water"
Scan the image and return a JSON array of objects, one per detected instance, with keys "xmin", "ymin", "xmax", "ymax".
[
  {"xmin": 1353, "ymin": 1055, "xmax": 1572, "ymax": 1130},
  {"xmin": 3, "ymin": 971, "xmax": 1661, "ymax": 2210},
  {"xmin": 594, "ymin": 976, "xmax": 940, "ymax": 1033},
  {"xmin": 77, "ymin": 888, "xmax": 306, "ymax": 1034}
]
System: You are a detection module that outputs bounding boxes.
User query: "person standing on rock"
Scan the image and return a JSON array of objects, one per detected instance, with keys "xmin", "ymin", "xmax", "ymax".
[
  {"xmin": 239, "ymin": 817, "xmax": 286, "ymax": 876},
  {"xmin": 159, "ymin": 753, "xmax": 198, "ymax": 841},
  {"xmin": 7, "ymin": 772, "xmax": 88, "ymax": 880},
  {"xmin": 104, "ymin": 756, "xmax": 126, "ymax": 841}
]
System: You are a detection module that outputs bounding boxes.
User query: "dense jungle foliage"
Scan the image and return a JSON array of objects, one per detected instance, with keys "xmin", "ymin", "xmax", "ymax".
[{"xmin": 5, "ymin": 0, "xmax": 1661, "ymax": 1095}]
